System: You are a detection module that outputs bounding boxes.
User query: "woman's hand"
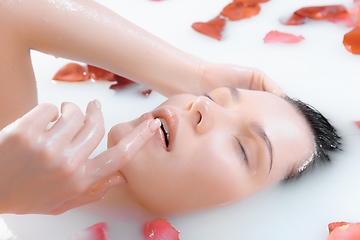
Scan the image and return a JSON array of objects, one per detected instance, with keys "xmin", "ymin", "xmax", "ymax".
[
  {"xmin": 199, "ymin": 62, "xmax": 284, "ymax": 97},
  {"xmin": 0, "ymin": 101, "xmax": 160, "ymax": 215}
]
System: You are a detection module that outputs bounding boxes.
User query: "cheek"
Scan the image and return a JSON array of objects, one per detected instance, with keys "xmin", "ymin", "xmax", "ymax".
[
  {"xmin": 121, "ymin": 134, "xmax": 248, "ymax": 213},
  {"xmin": 192, "ymin": 135, "xmax": 268, "ymax": 202},
  {"xmin": 169, "ymin": 135, "xmax": 249, "ymax": 208},
  {"xmin": 119, "ymin": 129, "xmax": 258, "ymax": 214}
]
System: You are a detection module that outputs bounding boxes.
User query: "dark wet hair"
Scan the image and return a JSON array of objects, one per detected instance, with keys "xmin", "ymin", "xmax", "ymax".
[{"xmin": 282, "ymin": 96, "xmax": 341, "ymax": 181}]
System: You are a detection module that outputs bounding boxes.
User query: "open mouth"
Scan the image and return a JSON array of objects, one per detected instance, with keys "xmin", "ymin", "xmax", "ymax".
[
  {"xmin": 151, "ymin": 107, "xmax": 180, "ymax": 151},
  {"xmin": 159, "ymin": 118, "xmax": 170, "ymax": 148}
]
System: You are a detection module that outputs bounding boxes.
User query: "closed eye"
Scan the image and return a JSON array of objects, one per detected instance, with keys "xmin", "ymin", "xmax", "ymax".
[
  {"xmin": 202, "ymin": 92, "xmax": 214, "ymax": 101},
  {"xmin": 204, "ymin": 92, "xmax": 247, "ymax": 165},
  {"xmin": 235, "ymin": 137, "xmax": 248, "ymax": 165}
]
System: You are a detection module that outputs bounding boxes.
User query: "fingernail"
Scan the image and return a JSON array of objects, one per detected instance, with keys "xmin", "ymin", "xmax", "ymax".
[
  {"xmin": 93, "ymin": 99, "xmax": 101, "ymax": 109},
  {"xmin": 149, "ymin": 118, "xmax": 161, "ymax": 133}
]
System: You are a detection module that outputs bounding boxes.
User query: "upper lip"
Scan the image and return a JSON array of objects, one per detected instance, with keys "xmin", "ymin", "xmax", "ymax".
[{"xmin": 151, "ymin": 107, "xmax": 180, "ymax": 151}]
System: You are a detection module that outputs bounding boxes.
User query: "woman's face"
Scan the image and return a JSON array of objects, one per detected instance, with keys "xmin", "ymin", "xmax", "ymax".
[{"xmin": 108, "ymin": 87, "xmax": 314, "ymax": 214}]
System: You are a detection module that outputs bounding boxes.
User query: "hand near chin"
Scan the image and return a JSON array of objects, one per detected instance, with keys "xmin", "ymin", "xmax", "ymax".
[
  {"xmin": 200, "ymin": 62, "xmax": 284, "ymax": 97},
  {"xmin": 0, "ymin": 101, "xmax": 160, "ymax": 215}
]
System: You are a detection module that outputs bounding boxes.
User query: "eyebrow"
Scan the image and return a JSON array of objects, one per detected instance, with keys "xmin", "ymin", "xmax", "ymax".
[
  {"xmin": 250, "ymin": 123, "xmax": 273, "ymax": 173},
  {"xmin": 226, "ymin": 86, "xmax": 239, "ymax": 103}
]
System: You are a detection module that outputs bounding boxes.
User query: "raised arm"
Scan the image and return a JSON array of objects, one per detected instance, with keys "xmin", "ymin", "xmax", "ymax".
[{"xmin": 0, "ymin": 0, "xmax": 282, "ymax": 129}]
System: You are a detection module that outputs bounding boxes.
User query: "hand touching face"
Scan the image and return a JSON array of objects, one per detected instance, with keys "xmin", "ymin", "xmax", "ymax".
[{"xmin": 0, "ymin": 101, "xmax": 161, "ymax": 214}]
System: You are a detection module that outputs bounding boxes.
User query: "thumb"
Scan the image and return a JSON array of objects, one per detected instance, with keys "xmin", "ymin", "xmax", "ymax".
[{"xmin": 47, "ymin": 172, "xmax": 124, "ymax": 215}]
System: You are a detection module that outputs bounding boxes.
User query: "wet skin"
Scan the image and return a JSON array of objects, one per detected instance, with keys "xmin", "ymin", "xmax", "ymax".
[{"xmin": 108, "ymin": 87, "xmax": 314, "ymax": 214}]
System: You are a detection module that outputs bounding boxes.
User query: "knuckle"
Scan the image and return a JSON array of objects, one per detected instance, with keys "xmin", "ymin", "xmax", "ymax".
[
  {"xmin": 57, "ymin": 162, "xmax": 78, "ymax": 178},
  {"xmin": 138, "ymin": 131, "xmax": 147, "ymax": 144},
  {"xmin": 87, "ymin": 109, "xmax": 104, "ymax": 123},
  {"xmin": 85, "ymin": 116, "xmax": 98, "ymax": 127},
  {"xmin": 97, "ymin": 122, "xmax": 106, "ymax": 137},
  {"xmin": 87, "ymin": 186, "xmax": 103, "ymax": 200},
  {"xmin": 63, "ymin": 103, "xmax": 85, "ymax": 122},
  {"xmin": 87, "ymin": 116, "xmax": 105, "ymax": 136},
  {"xmin": 73, "ymin": 111, "xmax": 85, "ymax": 124},
  {"xmin": 118, "ymin": 147, "xmax": 131, "ymax": 163},
  {"xmin": 38, "ymin": 103, "xmax": 58, "ymax": 113},
  {"xmin": 116, "ymin": 141, "xmax": 131, "ymax": 161},
  {"xmin": 37, "ymin": 146, "xmax": 56, "ymax": 161},
  {"xmin": 10, "ymin": 129, "xmax": 33, "ymax": 147}
]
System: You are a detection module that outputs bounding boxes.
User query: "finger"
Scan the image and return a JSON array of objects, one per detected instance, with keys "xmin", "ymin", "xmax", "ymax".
[
  {"xmin": 107, "ymin": 113, "xmax": 154, "ymax": 149},
  {"xmin": 248, "ymin": 68, "xmax": 285, "ymax": 97},
  {"xmin": 47, "ymin": 102, "xmax": 85, "ymax": 144},
  {"xmin": 261, "ymin": 73, "xmax": 285, "ymax": 97},
  {"xmin": 47, "ymin": 172, "xmax": 125, "ymax": 215},
  {"xmin": 85, "ymin": 118, "xmax": 161, "ymax": 185},
  {"xmin": 19, "ymin": 103, "xmax": 59, "ymax": 132},
  {"xmin": 70, "ymin": 100, "xmax": 105, "ymax": 158}
]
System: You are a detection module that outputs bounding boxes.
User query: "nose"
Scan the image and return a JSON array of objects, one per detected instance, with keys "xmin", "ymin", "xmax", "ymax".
[{"xmin": 186, "ymin": 96, "xmax": 214, "ymax": 134}]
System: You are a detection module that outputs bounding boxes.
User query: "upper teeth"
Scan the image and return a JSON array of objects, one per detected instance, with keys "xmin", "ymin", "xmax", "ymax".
[{"xmin": 159, "ymin": 118, "xmax": 169, "ymax": 146}]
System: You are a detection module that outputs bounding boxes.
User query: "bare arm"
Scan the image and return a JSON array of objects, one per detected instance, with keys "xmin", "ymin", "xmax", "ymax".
[
  {"xmin": 0, "ymin": 0, "xmax": 282, "ymax": 129},
  {"xmin": 0, "ymin": 0, "xmax": 203, "ymax": 128},
  {"xmin": 1, "ymin": 0, "xmax": 203, "ymax": 94}
]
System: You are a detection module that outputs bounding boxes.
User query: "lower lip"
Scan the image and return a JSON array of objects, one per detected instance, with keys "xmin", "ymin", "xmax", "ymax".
[{"xmin": 141, "ymin": 112, "xmax": 168, "ymax": 150}]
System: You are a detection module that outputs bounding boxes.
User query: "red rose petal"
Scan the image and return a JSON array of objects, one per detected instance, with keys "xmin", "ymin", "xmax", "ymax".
[
  {"xmin": 326, "ymin": 222, "xmax": 360, "ymax": 240},
  {"xmin": 192, "ymin": 16, "xmax": 226, "ymax": 40},
  {"xmin": 297, "ymin": 6, "xmax": 345, "ymax": 20},
  {"xmin": 53, "ymin": 63, "xmax": 90, "ymax": 82},
  {"xmin": 263, "ymin": 31, "xmax": 304, "ymax": 43},
  {"xmin": 329, "ymin": 222, "xmax": 350, "ymax": 234},
  {"xmin": 283, "ymin": 5, "xmax": 355, "ymax": 27},
  {"xmin": 87, "ymin": 65, "xmax": 117, "ymax": 81},
  {"xmin": 347, "ymin": 5, "xmax": 359, "ymax": 17},
  {"xmin": 87, "ymin": 65, "xmax": 135, "ymax": 87},
  {"xmin": 355, "ymin": 0, "xmax": 360, "ymax": 3},
  {"xmin": 327, "ymin": 12, "xmax": 356, "ymax": 28},
  {"xmin": 109, "ymin": 75, "xmax": 135, "ymax": 89},
  {"xmin": 141, "ymin": 89, "xmax": 153, "ymax": 96},
  {"xmin": 343, "ymin": 25, "xmax": 360, "ymax": 54},
  {"xmin": 282, "ymin": 13, "xmax": 306, "ymax": 25},
  {"xmin": 70, "ymin": 222, "xmax": 111, "ymax": 240},
  {"xmin": 144, "ymin": 219, "xmax": 179, "ymax": 240},
  {"xmin": 220, "ymin": 2, "xmax": 261, "ymax": 21},
  {"xmin": 233, "ymin": 0, "xmax": 269, "ymax": 6},
  {"xmin": 54, "ymin": 64, "xmax": 135, "ymax": 89},
  {"xmin": 356, "ymin": 121, "xmax": 360, "ymax": 128},
  {"xmin": 192, "ymin": 0, "xmax": 268, "ymax": 39}
]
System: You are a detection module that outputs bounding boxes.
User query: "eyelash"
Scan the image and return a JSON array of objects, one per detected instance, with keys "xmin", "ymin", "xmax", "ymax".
[
  {"xmin": 202, "ymin": 92, "xmax": 214, "ymax": 101},
  {"xmin": 235, "ymin": 137, "xmax": 248, "ymax": 165}
]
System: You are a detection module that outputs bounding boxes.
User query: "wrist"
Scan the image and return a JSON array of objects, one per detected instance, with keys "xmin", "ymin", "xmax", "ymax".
[
  {"xmin": 194, "ymin": 60, "xmax": 211, "ymax": 96},
  {"xmin": 197, "ymin": 61, "xmax": 219, "ymax": 95}
]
